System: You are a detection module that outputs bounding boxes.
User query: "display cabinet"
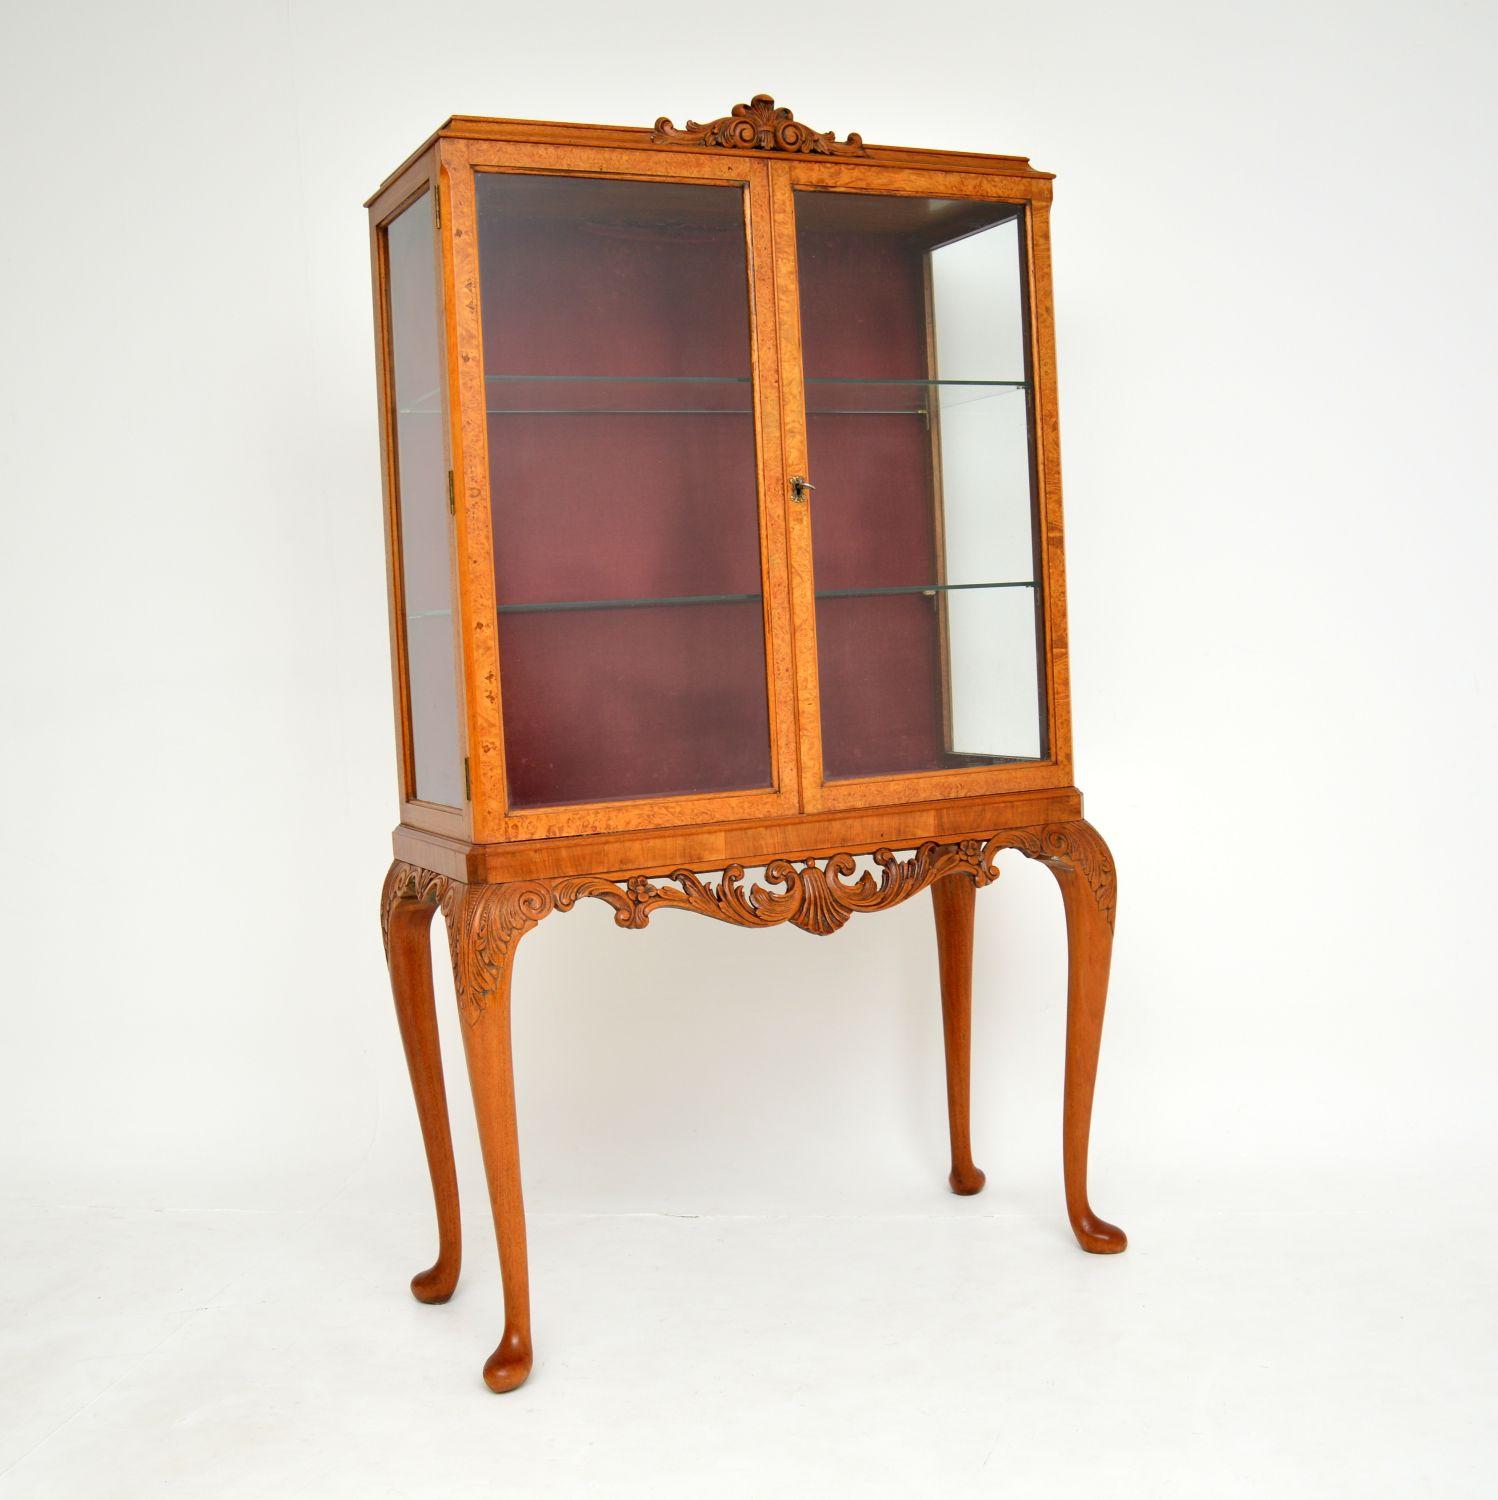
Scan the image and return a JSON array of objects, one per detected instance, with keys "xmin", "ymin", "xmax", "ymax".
[{"xmin": 370, "ymin": 95, "xmax": 1125, "ymax": 1393}]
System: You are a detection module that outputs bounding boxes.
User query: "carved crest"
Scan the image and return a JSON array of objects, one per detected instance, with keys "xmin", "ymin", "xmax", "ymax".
[{"xmin": 652, "ymin": 94, "xmax": 867, "ymax": 157}]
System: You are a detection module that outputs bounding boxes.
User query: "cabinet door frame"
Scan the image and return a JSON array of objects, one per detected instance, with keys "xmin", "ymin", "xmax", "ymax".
[
  {"xmin": 442, "ymin": 138, "xmax": 800, "ymax": 841},
  {"xmin": 769, "ymin": 158, "xmax": 1076, "ymax": 815}
]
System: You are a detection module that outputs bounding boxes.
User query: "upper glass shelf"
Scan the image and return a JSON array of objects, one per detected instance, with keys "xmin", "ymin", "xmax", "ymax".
[
  {"xmin": 397, "ymin": 375, "xmax": 1027, "ymax": 417},
  {"xmin": 494, "ymin": 580, "xmax": 1034, "ymax": 616}
]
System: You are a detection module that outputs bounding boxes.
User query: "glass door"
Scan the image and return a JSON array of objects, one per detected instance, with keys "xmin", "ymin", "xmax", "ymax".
[
  {"xmin": 455, "ymin": 146, "xmax": 798, "ymax": 837},
  {"xmin": 775, "ymin": 167, "xmax": 1069, "ymax": 812}
]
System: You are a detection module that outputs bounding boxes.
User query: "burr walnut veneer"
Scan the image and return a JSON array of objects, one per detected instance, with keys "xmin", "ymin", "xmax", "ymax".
[{"xmin": 369, "ymin": 95, "xmax": 1125, "ymax": 1393}]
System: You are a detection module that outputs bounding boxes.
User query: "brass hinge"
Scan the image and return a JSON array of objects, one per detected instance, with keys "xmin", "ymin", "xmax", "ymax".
[
  {"xmin": 433, "ymin": 191, "xmax": 441, "ymax": 228},
  {"xmin": 463, "ymin": 756, "xmax": 471, "ymax": 801},
  {"xmin": 447, "ymin": 470, "xmax": 455, "ymax": 515}
]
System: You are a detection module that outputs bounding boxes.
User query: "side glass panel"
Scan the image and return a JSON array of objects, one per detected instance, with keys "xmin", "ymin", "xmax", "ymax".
[
  {"xmin": 474, "ymin": 173, "xmax": 771, "ymax": 810},
  {"xmin": 384, "ymin": 192, "xmax": 463, "ymax": 807},
  {"xmin": 794, "ymin": 191, "xmax": 1047, "ymax": 781}
]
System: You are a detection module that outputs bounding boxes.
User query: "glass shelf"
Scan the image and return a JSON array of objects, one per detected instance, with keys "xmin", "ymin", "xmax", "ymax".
[
  {"xmin": 493, "ymin": 581, "xmax": 1034, "ymax": 615},
  {"xmin": 498, "ymin": 591, "xmax": 761, "ymax": 616},
  {"xmin": 816, "ymin": 580, "xmax": 1035, "ymax": 600},
  {"xmin": 398, "ymin": 375, "xmax": 1027, "ymax": 417}
]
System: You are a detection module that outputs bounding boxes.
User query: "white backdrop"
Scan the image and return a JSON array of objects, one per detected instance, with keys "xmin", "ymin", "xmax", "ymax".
[{"xmin": 3, "ymin": 0, "xmax": 1495, "ymax": 1313}]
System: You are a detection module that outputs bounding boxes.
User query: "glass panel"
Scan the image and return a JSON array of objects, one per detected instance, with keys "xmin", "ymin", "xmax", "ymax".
[
  {"xmin": 473, "ymin": 173, "xmax": 771, "ymax": 810},
  {"xmin": 794, "ymin": 191, "xmax": 1047, "ymax": 779},
  {"xmin": 385, "ymin": 191, "xmax": 463, "ymax": 807}
]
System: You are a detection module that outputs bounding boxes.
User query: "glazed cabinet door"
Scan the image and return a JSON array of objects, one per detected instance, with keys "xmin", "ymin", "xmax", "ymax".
[
  {"xmin": 772, "ymin": 163, "xmax": 1074, "ymax": 813},
  {"xmin": 373, "ymin": 165, "xmax": 469, "ymax": 838},
  {"xmin": 445, "ymin": 141, "xmax": 799, "ymax": 840}
]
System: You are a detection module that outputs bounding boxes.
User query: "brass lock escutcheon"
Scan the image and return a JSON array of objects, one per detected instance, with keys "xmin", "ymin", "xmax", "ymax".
[{"xmin": 790, "ymin": 474, "xmax": 815, "ymax": 504}]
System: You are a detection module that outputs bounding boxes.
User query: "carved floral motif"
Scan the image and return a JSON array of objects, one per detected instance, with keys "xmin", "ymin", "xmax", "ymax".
[
  {"xmin": 652, "ymin": 94, "xmax": 867, "ymax": 157},
  {"xmin": 381, "ymin": 822, "xmax": 1114, "ymax": 1026}
]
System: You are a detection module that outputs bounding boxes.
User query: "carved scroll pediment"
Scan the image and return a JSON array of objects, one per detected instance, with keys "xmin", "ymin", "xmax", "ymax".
[{"xmin": 652, "ymin": 94, "xmax": 867, "ymax": 157}]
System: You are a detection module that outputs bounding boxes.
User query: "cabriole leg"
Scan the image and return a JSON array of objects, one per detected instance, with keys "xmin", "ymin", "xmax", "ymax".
[
  {"xmin": 381, "ymin": 863, "xmax": 462, "ymax": 1303},
  {"xmin": 443, "ymin": 882, "xmax": 552, "ymax": 1393},
  {"xmin": 931, "ymin": 873, "xmax": 986, "ymax": 1195},
  {"xmin": 1040, "ymin": 821, "xmax": 1128, "ymax": 1254}
]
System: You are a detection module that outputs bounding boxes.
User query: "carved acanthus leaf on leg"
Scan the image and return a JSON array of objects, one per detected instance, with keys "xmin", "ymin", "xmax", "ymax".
[
  {"xmin": 981, "ymin": 821, "xmax": 1116, "ymax": 931},
  {"xmin": 381, "ymin": 860, "xmax": 452, "ymax": 961},
  {"xmin": 441, "ymin": 880, "xmax": 556, "ymax": 1026}
]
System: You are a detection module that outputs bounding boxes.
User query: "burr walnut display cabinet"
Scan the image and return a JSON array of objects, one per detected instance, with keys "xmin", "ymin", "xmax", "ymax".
[{"xmin": 369, "ymin": 94, "xmax": 1125, "ymax": 1393}]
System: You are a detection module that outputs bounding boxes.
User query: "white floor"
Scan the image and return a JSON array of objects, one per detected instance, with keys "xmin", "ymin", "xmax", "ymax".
[{"xmin": 2, "ymin": 1188, "xmax": 1493, "ymax": 1497}]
